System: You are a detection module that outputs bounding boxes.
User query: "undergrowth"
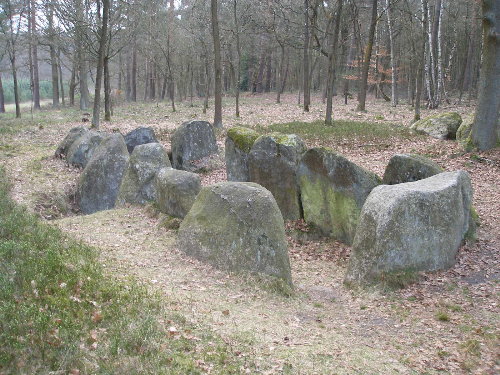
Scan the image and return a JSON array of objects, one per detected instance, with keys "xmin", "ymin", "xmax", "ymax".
[
  {"xmin": 261, "ymin": 120, "xmax": 418, "ymax": 144},
  {"xmin": 0, "ymin": 167, "xmax": 252, "ymax": 374}
]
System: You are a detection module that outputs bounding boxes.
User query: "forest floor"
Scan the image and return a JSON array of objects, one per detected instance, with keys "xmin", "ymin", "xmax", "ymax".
[{"xmin": 0, "ymin": 93, "xmax": 498, "ymax": 374}]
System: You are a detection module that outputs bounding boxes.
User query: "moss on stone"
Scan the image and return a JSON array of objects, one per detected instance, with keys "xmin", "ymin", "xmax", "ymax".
[
  {"xmin": 227, "ymin": 126, "xmax": 260, "ymax": 153},
  {"xmin": 267, "ymin": 132, "xmax": 302, "ymax": 147},
  {"xmin": 299, "ymin": 174, "xmax": 360, "ymax": 244}
]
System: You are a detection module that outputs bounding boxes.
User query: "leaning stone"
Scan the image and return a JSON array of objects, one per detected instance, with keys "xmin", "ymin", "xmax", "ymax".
[
  {"xmin": 66, "ymin": 130, "xmax": 104, "ymax": 168},
  {"xmin": 177, "ymin": 182, "xmax": 292, "ymax": 286},
  {"xmin": 171, "ymin": 120, "xmax": 218, "ymax": 171},
  {"xmin": 248, "ymin": 133, "xmax": 306, "ymax": 220},
  {"xmin": 344, "ymin": 171, "xmax": 473, "ymax": 286},
  {"xmin": 77, "ymin": 134, "xmax": 130, "ymax": 214},
  {"xmin": 382, "ymin": 154, "xmax": 443, "ymax": 185},
  {"xmin": 155, "ymin": 168, "xmax": 201, "ymax": 218},
  {"xmin": 410, "ymin": 112, "xmax": 462, "ymax": 140},
  {"xmin": 225, "ymin": 126, "xmax": 260, "ymax": 182},
  {"xmin": 117, "ymin": 143, "xmax": 171, "ymax": 205},
  {"xmin": 297, "ymin": 147, "xmax": 381, "ymax": 245},
  {"xmin": 124, "ymin": 127, "xmax": 158, "ymax": 153},
  {"xmin": 55, "ymin": 126, "xmax": 88, "ymax": 158}
]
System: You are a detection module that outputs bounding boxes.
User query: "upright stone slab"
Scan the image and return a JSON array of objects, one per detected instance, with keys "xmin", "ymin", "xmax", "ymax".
[
  {"xmin": 248, "ymin": 133, "xmax": 306, "ymax": 220},
  {"xmin": 297, "ymin": 147, "xmax": 381, "ymax": 244},
  {"xmin": 171, "ymin": 120, "xmax": 218, "ymax": 171},
  {"xmin": 117, "ymin": 143, "xmax": 171, "ymax": 205},
  {"xmin": 410, "ymin": 112, "xmax": 462, "ymax": 140},
  {"xmin": 155, "ymin": 168, "xmax": 201, "ymax": 218},
  {"xmin": 77, "ymin": 134, "xmax": 130, "ymax": 214},
  {"xmin": 66, "ymin": 130, "xmax": 104, "ymax": 168},
  {"xmin": 124, "ymin": 127, "xmax": 158, "ymax": 153},
  {"xmin": 345, "ymin": 171, "xmax": 473, "ymax": 286},
  {"xmin": 382, "ymin": 154, "xmax": 443, "ymax": 185},
  {"xmin": 177, "ymin": 182, "xmax": 292, "ymax": 286},
  {"xmin": 225, "ymin": 126, "xmax": 260, "ymax": 181},
  {"xmin": 55, "ymin": 127, "xmax": 88, "ymax": 158}
]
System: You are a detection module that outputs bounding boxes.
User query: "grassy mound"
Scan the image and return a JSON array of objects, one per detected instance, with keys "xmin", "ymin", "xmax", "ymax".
[{"xmin": 0, "ymin": 167, "xmax": 251, "ymax": 374}]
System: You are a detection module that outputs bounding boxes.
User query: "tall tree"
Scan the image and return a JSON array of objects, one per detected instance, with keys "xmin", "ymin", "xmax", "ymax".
[
  {"xmin": 357, "ymin": 0, "xmax": 378, "ymax": 111},
  {"xmin": 303, "ymin": 0, "xmax": 311, "ymax": 112},
  {"xmin": 0, "ymin": 73, "xmax": 5, "ymax": 113},
  {"xmin": 91, "ymin": 0, "xmax": 110, "ymax": 129},
  {"xmin": 45, "ymin": 0, "xmax": 59, "ymax": 108},
  {"xmin": 472, "ymin": 0, "xmax": 500, "ymax": 150},
  {"xmin": 211, "ymin": 0, "xmax": 223, "ymax": 128},
  {"xmin": 28, "ymin": 0, "xmax": 40, "ymax": 109}
]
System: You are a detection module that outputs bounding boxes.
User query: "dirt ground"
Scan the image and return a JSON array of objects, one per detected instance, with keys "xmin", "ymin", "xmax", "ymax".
[{"xmin": 1, "ymin": 93, "xmax": 498, "ymax": 374}]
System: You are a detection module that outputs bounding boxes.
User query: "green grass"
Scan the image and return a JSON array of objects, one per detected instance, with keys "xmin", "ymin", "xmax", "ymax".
[
  {"xmin": 0, "ymin": 167, "xmax": 253, "ymax": 374},
  {"xmin": 259, "ymin": 120, "xmax": 417, "ymax": 144}
]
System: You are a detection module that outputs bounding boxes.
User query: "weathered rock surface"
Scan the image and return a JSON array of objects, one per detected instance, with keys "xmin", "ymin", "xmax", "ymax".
[
  {"xmin": 155, "ymin": 167, "xmax": 201, "ymax": 218},
  {"xmin": 55, "ymin": 127, "xmax": 88, "ymax": 158},
  {"xmin": 248, "ymin": 133, "xmax": 306, "ymax": 220},
  {"xmin": 171, "ymin": 120, "xmax": 218, "ymax": 171},
  {"xmin": 177, "ymin": 182, "xmax": 292, "ymax": 285},
  {"xmin": 297, "ymin": 147, "xmax": 381, "ymax": 244},
  {"xmin": 117, "ymin": 143, "xmax": 171, "ymax": 205},
  {"xmin": 77, "ymin": 134, "xmax": 130, "ymax": 214},
  {"xmin": 225, "ymin": 126, "xmax": 260, "ymax": 181},
  {"xmin": 410, "ymin": 112, "xmax": 462, "ymax": 140},
  {"xmin": 345, "ymin": 171, "xmax": 473, "ymax": 286},
  {"xmin": 382, "ymin": 154, "xmax": 443, "ymax": 185},
  {"xmin": 124, "ymin": 127, "xmax": 158, "ymax": 153},
  {"xmin": 66, "ymin": 130, "xmax": 104, "ymax": 168}
]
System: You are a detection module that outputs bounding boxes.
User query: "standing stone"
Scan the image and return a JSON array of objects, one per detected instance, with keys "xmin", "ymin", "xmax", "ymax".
[
  {"xmin": 225, "ymin": 126, "xmax": 260, "ymax": 181},
  {"xmin": 155, "ymin": 168, "xmax": 201, "ymax": 218},
  {"xmin": 248, "ymin": 133, "xmax": 306, "ymax": 220},
  {"xmin": 382, "ymin": 154, "xmax": 443, "ymax": 185},
  {"xmin": 171, "ymin": 120, "xmax": 218, "ymax": 171},
  {"xmin": 177, "ymin": 182, "xmax": 292, "ymax": 286},
  {"xmin": 345, "ymin": 171, "xmax": 473, "ymax": 286},
  {"xmin": 410, "ymin": 112, "xmax": 462, "ymax": 140},
  {"xmin": 66, "ymin": 130, "xmax": 104, "ymax": 168},
  {"xmin": 117, "ymin": 143, "xmax": 171, "ymax": 205},
  {"xmin": 77, "ymin": 134, "xmax": 130, "ymax": 214},
  {"xmin": 55, "ymin": 127, "xmax": 88, "ymax": 158},
  {"xmin": 297, "ymin": 147, "xmax": 381, "ymax": 244},
  {"xmin": 124, "ymin": 127, "xmax": 158, "ymax": 153}
]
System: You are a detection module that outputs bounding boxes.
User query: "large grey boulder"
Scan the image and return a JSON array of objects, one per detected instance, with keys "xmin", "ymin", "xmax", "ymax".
[
  {"xmin": 116, "ymin": 143, "xmax": 171, "ymax": 205},
  {"xmin": 248, "ymin": 133, "xmax": 306, "ymax": 220},
  {"xmin": 171, "ymin": 120, "xmax": 218, "ymax": 171},
  {"xmin": 410, "ymin": 112, "xmax": 462, "ymax": 140},
  {"xmin": 225, "ymin": 126, "xmax": 260, "ymax": 182},
  {"xmin": 177, "ymin": 182, "xmax": 292, "ymax": 286},
  {"xmin": 297, "ymin": 147, "xmax": 381, "ymax": 245},
  {"xmin": 77, "ymin": 134, "xmax": 130, "ymax": 214},
  {"xmin": 155, "ymin": 167, "xmax": 201, "ymax": 218},
  {"xmin": 124, "ymin": 127, "xmax": 158, "ymax": 153},
  {"xmin": 66, "ymin": 130, "xmax": 104, "ymax": 168},
  {"xmin": 55, "ymin": 126, "xmax": 88, "ymax": 158},
  {"xmin": 345, "ymin": 171, "xmax": 474, "ymax": 286},
  {"xmin": 382, "ymin": 154, "xmax": 443, "ymax": 185}
]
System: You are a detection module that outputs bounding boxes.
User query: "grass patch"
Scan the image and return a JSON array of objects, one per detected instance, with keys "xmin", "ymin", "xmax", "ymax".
[
  {"xmin": 0, "ymin": 167, "xmax": 253, "ymax": 374},
  {"xmin": 259, "ymin": 120, "xmax": 417, "ymax": 144},
  {"xmin": 435, "ymin": 311, "xmax": 451, "ymax": 322},
  {"xmin": 377, "ymin": 269, "xmax": 421, "ymax": 290}
]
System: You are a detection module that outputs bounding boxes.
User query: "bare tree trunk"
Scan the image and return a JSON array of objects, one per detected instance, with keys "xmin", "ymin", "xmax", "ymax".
[
  {"xmin": 69, "ymin": 61, "xmax": 76, "ymax": 106},
  {"xmin": 104, "ymin": 56, "xmax": 111, "ymax": 121},
  {"xmin": 472, "ymin": 0, "xmax": 500, "ymax": 150},
  {"xmin": 211, "ymin": 0, "xmax": 223, "ymax": 128},
  {"xmin": 47, "ymin": 2, "xmax": 59, "ymax": 108},
  {"xmin": 357, "ymin": 0, "xmax": 378, "ymax": 111},
  {"xmin": 131, "ymin": 44, "xmax": 137, "ymax": 101},
  {"xmin": 0, "ymin": 74, "xmax": 5, "ymax": 113},
  {"xmin": 325, "ymin": 0, "xmax": 344, "ymax": 125},
  {"xmin": 435, "ymin": 0, "xmax": 444, "ymax": 106},
  {"xmin": 303, "ymin": 0, "xmax": 311, "ymax": 112},
  {"xmin": 11, "ymin": 55, "xmax": 21, "ymax": 118},
  {"xmin": 277, "ymin": 44, "xmax": 286, "ymax": 104},
  {"xmin": 415, "ymin": 0, "xmax": 427, "ymax": 121},
  {"xmin": 58, "ymin": 49, "xmax": 65, "ymax": 106},
  {"xmin": 29, "ymin": 0, "xmax": 40, "ymax": 109},
  {"xmin": 385, "ymin": 0, "xmax": 398, "ymax": 107},
  {"xmin": 233, "ymin": 0, "xmax": 241, "ymax": 116},
  {"xmin": 91, "ymin": 0, "xmax": 110, "ymax": 129}
]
